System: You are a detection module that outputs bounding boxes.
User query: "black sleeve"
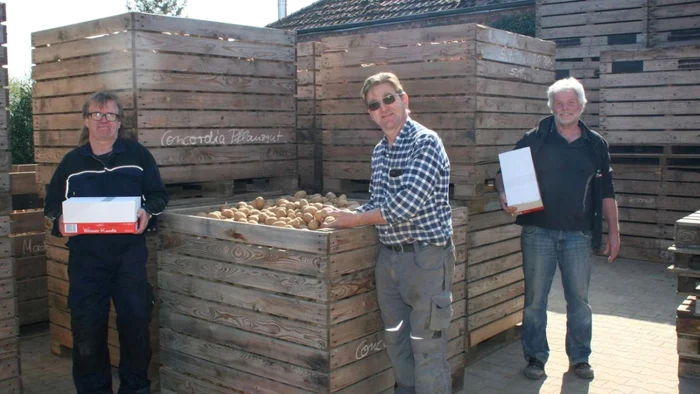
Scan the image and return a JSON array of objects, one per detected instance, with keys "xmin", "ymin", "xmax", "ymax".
[
  {"xmin": 140, "ymin": 145, "xmax": 168, "ymax": 216},
  {"xmin": 600, "ymin": 139, "xmax": 615, "ymax": 199},
  {"xmin": 44, "ymin": 158, "xmax": 70, "ymax": 237}
]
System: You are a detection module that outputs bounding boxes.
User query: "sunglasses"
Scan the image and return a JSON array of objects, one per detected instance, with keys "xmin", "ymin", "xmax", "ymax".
[{"xmin": 367, "ymin": 92, "xmax": 404, "ymax": 111}]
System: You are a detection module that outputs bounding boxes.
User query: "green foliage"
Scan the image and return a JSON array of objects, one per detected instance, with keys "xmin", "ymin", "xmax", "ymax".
[
  {"xmin": 489, "ymin": 10, "xmax": 536, "ymax": 37},
  {"xmin": 126, "ymin": 0, "xmax": 188, "ymax": 16},
  {"xmin": 8, "ymin": 77, "xmax": 34, "ymax": 165}
]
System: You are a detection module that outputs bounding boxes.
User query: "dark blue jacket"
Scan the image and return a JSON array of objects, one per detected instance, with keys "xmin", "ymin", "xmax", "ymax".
[{"xmin": 44, "ymin": 138, "xmax": 168, "ymax": 241}]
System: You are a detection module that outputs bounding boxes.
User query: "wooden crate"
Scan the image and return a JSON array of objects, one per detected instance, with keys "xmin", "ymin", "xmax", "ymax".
[
  {"xmin": 318, "ymin": 23, "xmax": 555, "ymax": 199},
  {"xmin": 46, "ymin": 230, "xmax": 161, "ymax": 391},
  {"xmin": 537, "ymin": 0, "xmax": 648, "ymax": 59},
  {"xmin": 9, "ymin": 165, "xmax": 47, "ymax": 326},
  {"xmin": 0, "ymin": 5, "xmax": 19, "ymax": 392},
  {"xmin": 157, "ymin": 199, "xmax": 468, "ymax": 393},
  {"xmin": 31, "ymin": 13, "xmax": 298, "ymax": 198},
  {"xmin": 649, "ymin": 0, "xmax": 700, "ymax": 48},
  {"xmin": 600, "ymin": 45, "xmax": 700, "ymax": 145},
  {"xmin": 297, "ymin": 41, "xmax": 322, "ymax": 193},
  {"xmin": 677, "ymin": 295, "xmax": 700, "ymax": 378}
]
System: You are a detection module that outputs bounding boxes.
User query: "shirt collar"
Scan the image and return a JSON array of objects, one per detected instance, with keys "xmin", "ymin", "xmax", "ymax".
[
  {"xmin": 79, "ymin": 138, "xmax": 127, "ymax": 156},
  {"xmin": 380, "ymin": 117, "xmax": 416, "ymax": 149},
  {"xmin": 549, "ymin": 117, "xmax": 591, "ymax": 141}
]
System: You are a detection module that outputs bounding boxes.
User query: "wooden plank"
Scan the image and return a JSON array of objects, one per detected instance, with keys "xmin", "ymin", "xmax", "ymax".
[
  {"xmin": 601, "ymin": 101, "xmax": 700, "ymax": 116},
  {"xmin": 319, "ymin": 60, "xmax": 475, "ymax": 84},
  {"xmin": 32, "ymin": 70, "xmax": 133, "ymax": 98},
  {"xmin": 319, "ymin": 78, "xmax": 476, "ymax": 100},
  {"xmin": 601, "ymin": 115, "xmax": 700, "ymax": 130},
  {"xmin": 134, "ymin": 31, "xmax": 295, "ymax": 62},
  {"xmin": 477, "ymin": 42, "xmax": 554, "ymax": 71},
  {"xmin": 157, "ymin": 273, "xmax": 329, "ymax": 341},
  {"xmin": 9, "ymin": 172, "xmax": 37, "ymax": 196},
  {"xmin": 321, "ymin": 24, "xmax": 478, "ymax": 51},
  {"xmin": 540, "ymin": 21, "xmax": 646, "ymax": 40},
  {"xmin": 137, "ymin": 91, "xmax": 295, "ymax": 111},
  {"xmin": 469, "ymin": 280, "xmax": 525, "ymax": 314},
  {"xmin": 32, "ymin": 14, "xmax": 133, "ymax": 47},
  {"xmin": 600, "ymin": 71, "xmax": 700, "ymax": 89},
  {"xmin": 537, "ymin": 0, "xmax": 647, "ymax": 16},
  {"xmin": 34, "ymin": 110, "xmax": 135, "ymax": 131},
  {"xmin": 468, "ymin": 253, "xmax": 523, "ymax": 282},
  {"xmin": 158, "ymin": 160, "xmax": 296, "ymax": 184},
  {"xmin": 469, "ymin": 310, "xmax": 523, "ymax": 346},
  {"xmin": 138, "ymin": 110, "xmax": 294, "ymax": 129},
  {"xmin": 34, "ymin": 92, "xmax": 136, "ymax": 115},
  {"xmin": 136, "ymin": 51, "xmax": 295, "ymax": 78},
  {"xmin": 146, "ymin": 145, "xmax": 296, "ymax": 166},
  {"xmin": 136, "ymin": 71, "xmax": 294, "ymax": 94},
  {"xmin": 468, "ymin": 267, "xmax": 524, "ymax": 298},
  {"xmin": 32, "ymin": 33, "xmax": 131, "ymax": 64},
  {"xmin": 16, "ymin": 277, "xmax": 47, "ymax": 302},
  {"xmin": 19, "ymin": 297, "xmax": 48, "ymax": 325},
  {"xmin": 134, "ymin": 13, "xmax": 295, "ymax": 46},
  {"xmin": 32, "ymin": 51, "xmax": 133, "ymax": 81}
]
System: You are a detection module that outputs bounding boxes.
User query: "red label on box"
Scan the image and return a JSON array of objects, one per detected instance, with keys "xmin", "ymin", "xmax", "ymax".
[{"xmin": 65, "ymin": 222, "xmax": 137, "ymax": 235}]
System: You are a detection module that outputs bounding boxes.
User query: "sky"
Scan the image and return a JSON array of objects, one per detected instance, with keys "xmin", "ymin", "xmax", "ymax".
[{"xmin": 3, "ymin": 0, "xmax": 318, "ymax": 79}]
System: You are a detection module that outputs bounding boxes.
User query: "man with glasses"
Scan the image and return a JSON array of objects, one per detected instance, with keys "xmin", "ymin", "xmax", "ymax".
[
  {"xmin": 44, "ymin": 91, "xmax": 168, "ymax": 394},
  {"xmin": 495, "ymin": 77, "xmax": 620, "ymax": 381},
  {"xmin": 326, "ymin": 72, "xmax": 454, "ymax": 393}
]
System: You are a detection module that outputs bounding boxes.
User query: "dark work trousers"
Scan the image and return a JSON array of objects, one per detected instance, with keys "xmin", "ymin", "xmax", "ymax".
[
  {"xmin": 376, "ymin": 239, "xmax": 456, "ymax": 394},
  {"xmin": 67, "ymin": 235, "xmax": 153, "ymax": 394}
]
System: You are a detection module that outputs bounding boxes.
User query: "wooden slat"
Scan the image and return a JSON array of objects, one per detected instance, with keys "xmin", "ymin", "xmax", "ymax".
[{"xmin": 32, "ymin": 14, "xmax": 133, "ymax": 47}]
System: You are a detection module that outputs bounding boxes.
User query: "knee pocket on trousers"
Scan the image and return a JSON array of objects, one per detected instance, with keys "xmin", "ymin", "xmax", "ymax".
[{"xmin": 429, "ymin": 290, "xmax": 452, "ymax": 331}]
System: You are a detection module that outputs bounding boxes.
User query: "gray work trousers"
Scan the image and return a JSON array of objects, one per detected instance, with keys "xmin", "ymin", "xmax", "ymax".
[{"xmin": 376, "ymin": 239, "xmax": 456, "ymax": 394}]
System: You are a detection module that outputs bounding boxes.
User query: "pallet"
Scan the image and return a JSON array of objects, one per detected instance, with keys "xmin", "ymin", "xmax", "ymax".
[
  {"xmin": 297, "ymin": 41, "xmax": 322, "ymax": 193},
  {"xmin": 649, "ymin": 0, "xmax": 700, "ymax": 48},
  {"xmin": 158, "ymin": 198, "xmax": 467, "ymax": 393},
  {"xmin": 465, "ymin": 320, "xmax": 522, "ymax": 364},
  {"xmin": 318, "ymin": 23, "xmax": 555, "ymax": 197},
  {"xmin": 31, "ymin": 12, "xmax": 298, "ymax": 196}
]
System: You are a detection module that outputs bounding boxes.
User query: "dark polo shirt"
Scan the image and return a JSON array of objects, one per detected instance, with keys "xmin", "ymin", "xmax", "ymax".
[{"xmin": 527, "ymin": 123, "xmax": 596, "ymax": 231}]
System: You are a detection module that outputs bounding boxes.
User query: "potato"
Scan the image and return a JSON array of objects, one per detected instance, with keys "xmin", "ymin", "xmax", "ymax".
[
  {"xmin": 233, "ymin": 212, "xmax": 247, "ymax": 221},
  {"xmin": 294, "ymin": 190, "xmax": 307, "ymax": 199},
  {"xmin": 280, "ymin": 217, "xmax": 292, "ymax": 224},
  {"xmin": 326, "ymin": 192, "xmax": 336, "ymax": 199},
  {"xmin": 314, "ymin": 210, "xmax": 329, "ymax": 222},
  {"xmin": 310, "ymin": 195, "xmax": 323, "ymax": 203},
  {"xmin": 324, "ymin": 216, "xmax": 337, "ymax": 225},
  {"xmin": 237, "ymin": 201, "xmax": 248, "ymax": 209},
  {"xmin": 236, "ymin": 217, "xmax": 248, "ymax": 223},
  {"xmin": 275, "ymin": 208, "xmax": 286, "ymax": 219},
  {"xmin": 239, "ymin": 207, "xmax": 251, "ymax": 217},
  {"xmin": 339, "ymin": 194, "xmax": 347, "ymax": 200},
  {"xmin": 265, "ymin": 217, "xmax": 277, "ymax": 225},
  {"xmin": 272, "ymin": 221, "xmax": 287, "ymax": 227},
  {"xmin": 253, "ymin": 196, "xmax": 265, "ymax": 210},
  {"xmin": 248, "ymin": 215, "xmax": 260, "ymax": 223},
  {"xmin": 290, "ymin": 218, "xmax": 302, "ymax": 228},
  {"xmin": 302, "ymin": 212, "xmax": 314, "ymax": 223},
  {"xmin": 284, "ymin": 225, "xmax": 294, "ymax": 229},
  {"xmin": 196, "ymin": 212, "xmax": 207, "ymax": 217},
  {"xmin": 247, "ymin": 219, "xmax": 258, "ymax": 224},
  {"xmin": 313, "ymin": 203, "xmax": 324, "ymax": 210},
  {"xmin": 222, "ymin": 209, "xmax": 235, "ymax": 218},
  {"xmin": 307, "ymin": 219, "xmax": 320, "ymax": 230},
  {"xmin": 259, "ymin": 213, "xmax": 269, "ymax": 223},
  {"xmin": 287, "ymin": 211, "xmax": 297, "ymax": 219},
  {"xmin": 223, "ymin": 218, "xmax": 234, "ymax": 222},
  {"xmin": 276, "ymin": 199, "xmax": 289, "ymax": 207},
  {"xmin": 303, "ymin": 206, "xmax": 318, "ymax": 215},
  {"xmin": 207, "ymin": 212, "xmax": 222, "ymax": 219},
  {"xmin": 298, "ymin": 199, "xmax": 309, "ymax": 207},
  {"xmin": 285, "ymin": 202, "xmax": 295, "ymax": 210},
  {"xmin": 294, "ymin": 201, "xmax": 301, "ymax": 209}
]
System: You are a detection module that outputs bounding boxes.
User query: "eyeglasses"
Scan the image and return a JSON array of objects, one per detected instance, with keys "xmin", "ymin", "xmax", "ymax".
[
  {"xmin": 367, "ymin": 92, "xmax": 404, "ymax": 111},
  {"xmin": 88, "ymin": 112, "xmax": 120, "ymax": 122}
]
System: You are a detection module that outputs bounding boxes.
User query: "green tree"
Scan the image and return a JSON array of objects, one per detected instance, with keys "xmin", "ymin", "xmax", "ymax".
[
  {"xmin": 8, "ymin": 77, "xmax": 34, "ymax": 165},
  {"xmin": 126, "ymin": 0, "xmax": 188, "ymax": 16},
  {"xmin": 489, "ymin": 10, "xmax": 536, "ymax": 37}
]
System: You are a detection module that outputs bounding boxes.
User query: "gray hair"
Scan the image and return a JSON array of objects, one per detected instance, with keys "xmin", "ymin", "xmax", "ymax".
[{"xmin": 546, "ymin": 77, "xmax": 587, "ymax": 112}]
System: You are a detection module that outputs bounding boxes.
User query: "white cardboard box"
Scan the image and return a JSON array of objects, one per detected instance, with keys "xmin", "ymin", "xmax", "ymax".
[
  {"xmin": 498, "ymin": 147, "xmax": 544, "ymax": 214},
  {"xmin": 62, "ymin": 197, "xmax": 141, "ymax": 234}
]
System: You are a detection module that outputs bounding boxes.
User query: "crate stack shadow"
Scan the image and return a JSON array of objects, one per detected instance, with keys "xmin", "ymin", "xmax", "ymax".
[
  {"xmin": 31, "ymin": 12, "xmax": 299, "ymax": 392},
  {"xmin": 648, "ymin": 0, "xmax": 700, "ymax": 48},
  {"xmin": 156, "ymin": 201, "xmax": 468, "ymax": 393},
  {"xmin": 0, "ymin": 3, "xmax": 20, "ymax": 392},
  {"xmin": 668, "ymin": 210, "xmax": 700, "ymax": 378},
  {"xmin": 297, "ymin": 41, "xmax": 322, "ymax": 193},
  {"xmin": 317, "ymin": 23, "xmax": 556, "ymax": 367},
  {"xmin": 536, "ymin": 0, "xmax": 649, "ymax": 128},
  {"xmin": 9, "ymin": 164, "xmax": 47, "ymax": 327},
  {"xmin": 599, "ymin": 46, "xmax": 700, "ymax": 263}
]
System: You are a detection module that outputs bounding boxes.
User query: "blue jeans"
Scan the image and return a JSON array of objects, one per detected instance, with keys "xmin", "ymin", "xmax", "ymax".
[{"xmin": 520, "ymin": 225, "xmax": 592, "ymax": 366}]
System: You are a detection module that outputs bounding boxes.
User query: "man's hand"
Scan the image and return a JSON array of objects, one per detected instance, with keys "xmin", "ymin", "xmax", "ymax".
[
  {"xmin": 499, "ymin": 193, "xmax": 518, "ymax": 216},
  {"xmin": 136, "ymin": 208, "xmax": 151, "ymax": 235},
  {"xmin": 603, "ymin": 232, "xmax": 620, "ymax": 263},
  {"xmin": 322, "ymin": 210, "xmax": 358, "ymax": 229},
  {"xmin": 57, "ymin": 215, "xmax": 76, "ymax": 237}
]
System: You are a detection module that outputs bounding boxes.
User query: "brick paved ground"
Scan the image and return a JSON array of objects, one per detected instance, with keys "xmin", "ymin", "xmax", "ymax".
[{"xmin": 18, "ymin": 256, "xmax": 700, "ymax": 393}]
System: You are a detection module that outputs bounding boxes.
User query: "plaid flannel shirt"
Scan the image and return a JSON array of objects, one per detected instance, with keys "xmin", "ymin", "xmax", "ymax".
[{"xmin": 356, "ymin": 118, "xmax": 452, "ymax": 246}]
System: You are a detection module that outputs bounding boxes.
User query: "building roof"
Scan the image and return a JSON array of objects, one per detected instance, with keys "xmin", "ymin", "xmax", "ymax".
[{"xmin": 268, "ymin": 0, "xmax": 528, "ymax": 31}]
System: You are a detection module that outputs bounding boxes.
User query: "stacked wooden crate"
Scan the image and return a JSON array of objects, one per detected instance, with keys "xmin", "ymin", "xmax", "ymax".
[
  {"xmin": 0, "ymin": 3, "xmax": 20, "ymax": 392},
  {"xmin": 157, "ymin": 200, "xmax": 468, "ymax": 393},
  {"xmin": 10, "ymin": 164, "xmax": 47, "ymax": 326},
  {"xmin": 32, "ymin": 13, "xmax": 297, "ymax": 391},
  {"xmin": 297, "ymin": 41, "xmax": 322, "ymax": 192},
  {"xmin": 32, "ymin": 12, "xmax": 298, "ymax": 199},
  {"xmin": 668, "ymin": 210, "xmax": 700, "ymax": 378},
  {"xmin": 536, "ymin": 0, "xmax": 649, "ymax": 128},
  {"xmin": 599, "ymin": 46, "xmax": 700, "ymax": 263},
  {"xmin": 649, "ymin": 0, "xmax": 700, "ymax": 48},
  {"xmin": 318, "ymin": 23, "xmax": 554, "ymax": 357}
]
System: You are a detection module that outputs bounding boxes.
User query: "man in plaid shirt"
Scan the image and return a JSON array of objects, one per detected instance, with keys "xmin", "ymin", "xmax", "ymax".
[{"xmin": 327, "ymin": 72, "xmax": 455, "ymax": 394}]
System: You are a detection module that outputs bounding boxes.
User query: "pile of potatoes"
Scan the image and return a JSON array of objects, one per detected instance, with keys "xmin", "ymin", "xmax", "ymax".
[{"xmin": 195, "ymin": 191, "xmax": 361, "ymax": 230}]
